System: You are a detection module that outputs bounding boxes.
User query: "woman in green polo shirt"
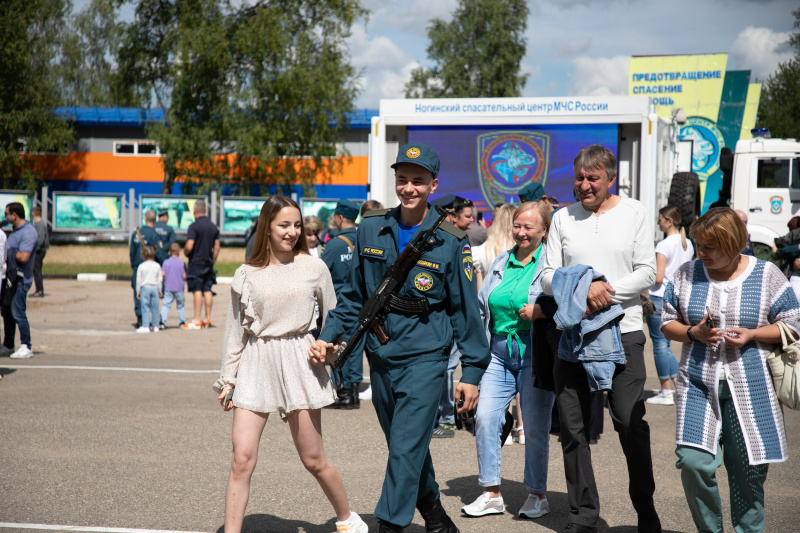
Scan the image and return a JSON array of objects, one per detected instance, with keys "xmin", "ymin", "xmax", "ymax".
[{"xmin": 461, "ymin": 201, "xmax": 556, "ymax": 521}]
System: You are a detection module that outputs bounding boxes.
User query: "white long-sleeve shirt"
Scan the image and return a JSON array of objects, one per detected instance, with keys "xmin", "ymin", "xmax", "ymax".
[
  {"xmin": 136, "ymin": 260, "xmax": 163, "ymax": 294},
  {"xmin": 541, "ymin": 198, "xmax": 656, "ymax": 333}
]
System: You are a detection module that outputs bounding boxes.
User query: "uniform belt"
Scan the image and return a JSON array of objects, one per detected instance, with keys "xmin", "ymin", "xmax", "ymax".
[{"xmin": 387, "ymin": 292, "xmax": 430, "ymax": 316}]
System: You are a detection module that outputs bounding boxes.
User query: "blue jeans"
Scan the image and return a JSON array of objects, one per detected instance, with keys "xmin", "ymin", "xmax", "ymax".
[
  {"xmin": 160, "ymin": 290, "xmax": 186, "ymax": 325},
  {"xmin": 140, "ymin": 286, "xmax": 159, "ymax": 328},
  {"xmin": 645, "ymin": 295, "xmax": 678, "ymax": 380},
  {"xmin": 438, "ymin": 342, "xmax": 461, "ymax": 425},
  {"xmin": 475, "ymin": 334, "xmax": 555, "ymax": 492},
  {"xmin": 10, "ymin": 279, "xmax": 32, "ymax": 348}
]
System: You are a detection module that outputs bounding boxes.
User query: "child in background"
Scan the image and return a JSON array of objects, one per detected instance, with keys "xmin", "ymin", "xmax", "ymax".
[
  {"xmin": 160, "ymin": 242, "xmax": 187, "ymax": 328},
  {"xmin": 136, "ymin": 246, "xmax": 163, "ymax": 333}
]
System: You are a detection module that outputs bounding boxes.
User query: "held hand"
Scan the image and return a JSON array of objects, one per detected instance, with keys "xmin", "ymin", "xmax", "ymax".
[
  {"xmin": 455, "ymin": 382, "xmax": 479, "ymax": 413},
  {"xmin": 136, "ymin": 292, "xmax": 140, "ymax": 300},
  {"xmin": 218, "ymin": 386, "xmax": 234, "ymax": 411},
  {"xmin": 722, "ymin": 327, "xmax": 752, "ymax": 347},
  {"xmin": 793, "ymin": 257, "xmax": 800, "ymax": 271},
  {"xmin": 694, "ymin": 313, "xmax": 723, "ymax": 346},
  {"xmin": 585, "ymin": 281, "xmax": 616, "ymax": 316},
  {"xmin": 519, "ymin": 304, "xmax": 535, "ymax": 322},
  {"xmin": 309, "ymin": 339, "xmax": 334, "ymax": 364}
]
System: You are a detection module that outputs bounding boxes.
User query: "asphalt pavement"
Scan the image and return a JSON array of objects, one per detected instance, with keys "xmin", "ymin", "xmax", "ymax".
[{"xmin": 1, "ymin": 279, "xmax": 799, "ymax": 532}]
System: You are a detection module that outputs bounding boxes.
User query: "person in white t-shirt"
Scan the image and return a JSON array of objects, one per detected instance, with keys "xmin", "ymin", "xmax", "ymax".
[{"xmin": 646, "ymin": 206, "xmax": 695, "ymax": 406}]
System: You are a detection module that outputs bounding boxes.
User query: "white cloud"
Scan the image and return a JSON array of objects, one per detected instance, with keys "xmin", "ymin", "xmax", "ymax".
[
  {"xmin": 549, "ymin": 37, "xmax": 592, "ymax": 59},
  {"xmin": 567, "ymin": 55, "xmax": 629, "ymax": 96},
  {"xmin": 349, "ymin": 25, "xmax": 410, "ymax": 70},
  {"xmin": 368, "ymin": 0, "xmax": 458, "ymax": 35},
  {"xmin": 729, "ymin": 26, "xmax": 793, "ymax": 79}
]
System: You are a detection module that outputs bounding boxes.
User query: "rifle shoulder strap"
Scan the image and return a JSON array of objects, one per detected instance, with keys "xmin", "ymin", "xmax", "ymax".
[
  {"xmin": 438, "ymin": 220, "xmax": 466, "ymax": 240},
  {"xmin": 335, "ymin": 234, "xmax": 354, "ymax": 252}
]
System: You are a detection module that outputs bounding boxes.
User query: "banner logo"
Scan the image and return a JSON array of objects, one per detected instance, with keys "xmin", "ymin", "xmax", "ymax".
[
  {"xmin": 476, "ymin": 132, "xmax": 549, "ymax": 207},
  {"xmin": 678, "ymin": 117, "xmax": 724, "ymax": 182}
]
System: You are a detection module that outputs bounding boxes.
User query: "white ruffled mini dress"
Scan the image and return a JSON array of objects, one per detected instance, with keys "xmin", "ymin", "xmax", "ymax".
[{"xmin": 212, "ymin": 254, "xmax": 338, "ymax": 418}]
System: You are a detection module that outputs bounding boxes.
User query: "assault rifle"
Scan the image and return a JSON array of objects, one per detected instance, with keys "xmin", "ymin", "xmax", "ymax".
[{"xmin": 330, "ymin": 205, "xmax": 450, "ymax": 389}]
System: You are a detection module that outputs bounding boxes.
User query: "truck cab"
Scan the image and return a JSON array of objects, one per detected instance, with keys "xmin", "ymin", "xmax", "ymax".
[{"xmin": 730, "ymin": 137, "xmax": 800, "ymax": 255}]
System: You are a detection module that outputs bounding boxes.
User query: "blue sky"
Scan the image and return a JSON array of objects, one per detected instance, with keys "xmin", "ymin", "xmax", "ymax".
[
  {"xmin": 350, "ymin": 0, "xmax": 798, "ymax": 108},
  {"xmin": 74, "ymin": 0, "xmax": 798, "ymax": 110}
]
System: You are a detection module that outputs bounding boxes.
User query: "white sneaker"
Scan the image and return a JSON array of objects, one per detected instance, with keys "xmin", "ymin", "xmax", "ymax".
[
  {"xmin": 0, "ymin": 345, "xmax": 14, "ymax": 357},
  {"xmin": 10, "ymin": 345, "xmax": 32, "ymax": 359},
  {"xmin": 152, "ymin": 326, "xmax": 159, "ymax": 333},
  {"xmin": 136, "ymin": 326, "xmax": 150, "ymax": 334},
  {"xmin": 462, "ymin": 492, "xmax": 505, "ymax": 516},
  {"xmin": 518, "ymin": 494, "xmax": 549, "ymax": 519},
  {"xmin": 646, "ymin": 390, "xmax": 675, "ymax": 406},
  {"xmin": 505, "ymin": 433, "xmax": 514, "ymax": 445},
  {"xmin": 335, "ymin": 511, "xmax": 368, "ymax": 532},
  {"xmin": 358, "ymin": 385, "xmax": 372, "ymax": 400}
]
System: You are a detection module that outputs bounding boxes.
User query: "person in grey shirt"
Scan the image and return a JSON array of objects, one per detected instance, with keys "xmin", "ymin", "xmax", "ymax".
[{"xmin": 31, "ymin": 206, "xmax": 48, "ymax": 298}]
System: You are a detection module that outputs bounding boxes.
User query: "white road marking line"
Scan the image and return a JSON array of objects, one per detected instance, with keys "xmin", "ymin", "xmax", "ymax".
[
  {"xmin": 0, "ymin": 365, "xmax": 217, "ymax": 374},
  {"xmin": 0, "ymin": 523, "xmax": 207, "ymax": 533},
  {"xmin": 38, "ymin": 329, "xmax": 138, "ymax": 337}
]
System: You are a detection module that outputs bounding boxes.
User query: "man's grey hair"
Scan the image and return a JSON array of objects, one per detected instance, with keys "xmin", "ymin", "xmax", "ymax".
[
  {"xmin": 194, "ymin": 200, "xmax": 207, "ymax": 214},
  {"xmin": 573, "ymin": 144, "xmax": 617, "ymax": 179},
  {"xmin": 144, "ymin": 209, "xmax": 156, "ymax": 223}
]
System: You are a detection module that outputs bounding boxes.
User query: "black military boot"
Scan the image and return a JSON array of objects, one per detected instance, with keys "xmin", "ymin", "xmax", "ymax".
[
  {"xmin": 325, "ymin": 385, "xmax": 356, "ymax": 409},
  {"xmin": 351, "ymin": 383, "xmax": 361, "ymax": 409},
  {"xmin": 417, "ymin": 498, "xmax": 460, "ymax": 533},
  {"xmin": 378, "ymin": 520, "xmax": 404, "ymax": 533}
]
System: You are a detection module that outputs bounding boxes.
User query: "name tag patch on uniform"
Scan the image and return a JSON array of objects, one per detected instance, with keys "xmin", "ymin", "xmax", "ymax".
[
  {"xmin": 361, "ymin": 246, "xmax": 386, "ymax": 258},
  {"xmin": 414, "ymin": 272, "xmax": 434, "ymax": 291},
  {"xmin": 463, "ymin": 257, "xmax": 473, "ymax": 282},
  {"xmin": 416, "ymin": 259, "xmax": 442, "ymax": 272},
  {"xmin": 462, "ymin": 243, "xmax": 471, "ymax": 255}
]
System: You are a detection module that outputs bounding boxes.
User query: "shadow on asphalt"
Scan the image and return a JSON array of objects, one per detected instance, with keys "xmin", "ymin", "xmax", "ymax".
[
  {"xmin": 215, "ymin": 514, "xmax": 427, "ymax": 532},
  {"xmin": 0, "ymin": 367, "xmax": 17, "ymax": 377}
]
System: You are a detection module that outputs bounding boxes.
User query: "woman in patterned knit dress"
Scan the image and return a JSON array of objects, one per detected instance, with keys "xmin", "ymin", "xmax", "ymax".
[
  {"xmin": 661, "ymin": 208, "xmax": 799, "ymax": 533},
  {"xmin": 213, "ymin": 196, "xmax": 367, "ymax": 533}
]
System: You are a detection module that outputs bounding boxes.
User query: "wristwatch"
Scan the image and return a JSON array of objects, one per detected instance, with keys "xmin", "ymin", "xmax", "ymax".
[{"xmin": 686, "ymin": 326, "xmax": 696, "ymax": 343}]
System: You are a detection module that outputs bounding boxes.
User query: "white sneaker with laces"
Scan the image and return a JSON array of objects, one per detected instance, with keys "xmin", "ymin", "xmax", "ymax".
[
  {"xmin": 462, "ymin": 492, "xmax": 505, "ymax": 516},
  {"xmin": 358, "ymin": 385, "xmax": 372, "ymax": 400},
  {"xmin": 519, "ymin": 494, "xmax": 549, "ymax": 519},
  {"xmin": 646, "ymin": 390, "xmax": 675, "ymax": 406},
  {"xmin": 335, "ymin": 511, "xmax": 368, "ymax": 532},
  {"xmin": 136, "ymin": 326, "xmax": 151, "ymax": 334},
  {"xmin": 10, "ymin": 345, "xmax": 32, "ymax": 359},
  {"xmin": 0, "ymin": 345, "xmax": 14, "ymax": 357}
]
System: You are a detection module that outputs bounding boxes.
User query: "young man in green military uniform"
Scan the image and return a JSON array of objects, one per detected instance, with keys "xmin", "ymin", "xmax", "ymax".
[
  {"xmin": 129, "ymin": 209, "xmax": 161, "ymax": 328},
  {"xmin": 154, "ymin": 210, "xmax": 176, "ymax": 257},
  {"xmin": 322, "ymin": 198, "xmax": 364, "ymax": 409},
  {"xmin": 311, "ymin": 143, "xmax": 490, "ymax": 533}
]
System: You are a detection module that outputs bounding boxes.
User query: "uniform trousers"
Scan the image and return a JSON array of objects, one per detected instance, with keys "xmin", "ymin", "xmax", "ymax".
[
  {"xmin": 675, "ymin": 381, "xmax": 769, "ymax": 533},
  {"xmin": 370, "ymin": 357, "xmax": 447, "ymax": 527},
  {"xmin": 554, "ymin": 330, "xmax": 656, "ymax": 529},
  {"xmin": 131, "ymin": 266, "xmax": 142, "ymax": 319}
]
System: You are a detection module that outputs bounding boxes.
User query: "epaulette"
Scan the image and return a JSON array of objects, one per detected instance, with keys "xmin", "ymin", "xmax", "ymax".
[
  {"xmin": 439, "ymin": 220, "xmax": 466, "ymax": 240},
  {"xmin": 362, "ymin": 208, "xmax": 390, "ymax": 218}
]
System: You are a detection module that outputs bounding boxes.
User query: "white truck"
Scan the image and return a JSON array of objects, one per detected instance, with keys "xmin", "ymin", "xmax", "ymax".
[
  {"xmin": 367, "ymin": 96, "xmax": 799, "ymax": 253},
  {"xmin": 729, "ymin": 136, "xmax": 800, "ymax": 256}
]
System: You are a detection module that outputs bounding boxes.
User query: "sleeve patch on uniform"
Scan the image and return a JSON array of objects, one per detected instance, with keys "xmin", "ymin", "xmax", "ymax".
[
  {"xmin": 416, "ymin": 259, "xmax": 442, "ymax": 272},
  {"xmin": 462, "ymin": 243, "xmax": 471, "ymax": 255},
  {"xmin": 463, "ymin": 256, "xmax": 473, "ymax": 282},
  {"xmin": 414, "ymin": 272, "xmax": 434, "ymax": 291},
  {"xmin": 361, "ymin": 246, "xmax": 386, "ymax": 258}
]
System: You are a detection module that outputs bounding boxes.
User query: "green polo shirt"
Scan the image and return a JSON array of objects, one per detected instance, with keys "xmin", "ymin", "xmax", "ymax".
[{"xmin": 488, "ymin": 244, "xmax": 542, "ymax": 357}]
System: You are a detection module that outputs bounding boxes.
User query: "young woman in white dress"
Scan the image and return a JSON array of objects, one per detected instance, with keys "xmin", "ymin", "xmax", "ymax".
[{"xmin": 214, "ymin": 196, "xmax": 367, "ymax": 533}]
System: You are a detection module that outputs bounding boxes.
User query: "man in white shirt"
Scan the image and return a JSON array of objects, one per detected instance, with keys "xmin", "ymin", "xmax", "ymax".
[{"xmin": 541, "ymin": 145, "xmax": 660, "ymax": 533}]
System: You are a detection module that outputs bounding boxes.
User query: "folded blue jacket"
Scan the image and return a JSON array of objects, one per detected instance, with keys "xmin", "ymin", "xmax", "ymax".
[{"xmin": 552, "ymin": 265, "xmax": 626, "ymax": 391}]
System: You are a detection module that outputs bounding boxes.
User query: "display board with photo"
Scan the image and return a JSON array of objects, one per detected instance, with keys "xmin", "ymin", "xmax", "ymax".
[
  {"xmin": 0, "ymin": 192, "xmax": 34, "ymax": 220},
  {"xmin": 221, "ymin": 197, "xmax": 266, "ymax": 233},
  {"xmin": 54, "ymin": 193, "xmax": 124, "ymax": 230},
  {"xmin": 140, "ymin": 196, "xmax": 207, "ymax": 230},
  {"xmin": 300, "ymin": 198, "xmax": 364, "ymax": 230}
]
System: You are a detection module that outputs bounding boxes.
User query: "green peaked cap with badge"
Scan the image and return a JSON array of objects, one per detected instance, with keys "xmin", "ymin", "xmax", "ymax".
[
  {"xmin": 518, "ymin": 181, "xmax": 546, "ymax": 203},
  {"xmin": 391, "ymin": 143, "xmax": 440, "ymax": 178},
  {"xmin": 334, "ymin": 199, "xmax": 360, "ymax": 221}
]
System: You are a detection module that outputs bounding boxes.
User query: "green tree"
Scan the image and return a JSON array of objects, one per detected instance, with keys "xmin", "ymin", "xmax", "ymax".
[
  {"xmin": 56, "ymin": 0, "xmax": 136, "ymax": 107},
  {"xmin": 117, "ymin": 0, "xmax": 365, "ymax": 195},
  {"xmin": 0, "ymin": 0, "xmax": 75, "ymax": 192},
  {"xmin": 757, "ymin": 8, "xmax": 800, "ymax": 139},
  {"xmin": 405, "ymin": 0, "xmax": 529, "ymax": 98}
]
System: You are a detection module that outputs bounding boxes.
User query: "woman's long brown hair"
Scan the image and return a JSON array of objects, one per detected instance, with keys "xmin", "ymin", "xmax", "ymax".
[{"xmin": 246, "ymin": 196, "xmax": 310, "ymax": 268}]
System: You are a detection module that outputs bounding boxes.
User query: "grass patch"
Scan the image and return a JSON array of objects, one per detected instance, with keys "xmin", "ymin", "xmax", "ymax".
[{"xmin": 43, "ymin": 262, "xmax": 243, "ymax": 277}]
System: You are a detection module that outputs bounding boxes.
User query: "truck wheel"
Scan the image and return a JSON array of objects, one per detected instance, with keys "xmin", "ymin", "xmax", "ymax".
[{"xmin": 668, "ymin": 172, "xmax": 701, "ymax": 226}]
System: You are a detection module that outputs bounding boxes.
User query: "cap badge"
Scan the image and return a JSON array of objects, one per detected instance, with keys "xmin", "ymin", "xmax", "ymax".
[{"xmin": 406, "ymin": 147, "xmax": 421, "ymax": 159}]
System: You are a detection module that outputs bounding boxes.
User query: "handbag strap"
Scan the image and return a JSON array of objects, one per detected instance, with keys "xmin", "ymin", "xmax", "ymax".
[{"xmin": 777, "ymin": 321, "xmax": 798, "ymax": 348}]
